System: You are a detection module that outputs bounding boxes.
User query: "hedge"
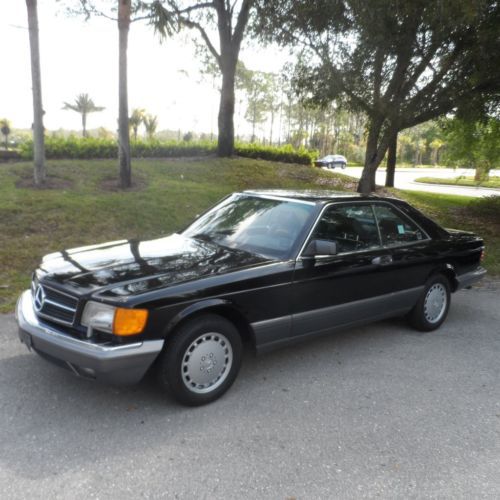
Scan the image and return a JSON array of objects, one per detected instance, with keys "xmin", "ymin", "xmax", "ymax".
[
  {"xmin": 235, "ymin": 143, "xmax": 318, "ymax": 165},
  {"xmin": 19, "ymin": 137, "xmax": 318, "ymax": 165}
]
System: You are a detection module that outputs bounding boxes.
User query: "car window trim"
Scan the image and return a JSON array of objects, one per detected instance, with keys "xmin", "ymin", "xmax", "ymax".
[
  {"xmin": 296, "ymin": 201, "xmax": 382, "ymax": 259},
  {"xmin": 242, "ymin": 192, "xmax": 317, "ymax": 206},
  {"xmin": 297, "ymin": 199, "xmax": 431, "ymax": 260},
  {"xmin": 371, "ymin": 200, "xmax": 431, "ymax": 247}
]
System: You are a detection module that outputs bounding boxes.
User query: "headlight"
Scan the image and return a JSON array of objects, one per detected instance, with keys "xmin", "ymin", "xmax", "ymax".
[
  {"xmin": 81, "ymin": 301, "xmax": 148, "ymax": 336},
  {"xmin": 81, "ymin": 302, "xmax": 115, "ymax": 333}
]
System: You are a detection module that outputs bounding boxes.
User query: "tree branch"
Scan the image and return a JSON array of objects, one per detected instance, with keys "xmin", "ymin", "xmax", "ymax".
[
  {"xmin": 180, "ymin": 17, "xmax": 221, "ymax": 65},
  {"xmin": 233, "ymin": 0, "xmax": 252, "ymax": 48}
]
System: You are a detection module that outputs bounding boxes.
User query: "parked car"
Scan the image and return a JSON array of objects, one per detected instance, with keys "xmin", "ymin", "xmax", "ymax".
[
  {"xmin": 315, "ymin": 154, "xmax": 347, "ymax": 169},
  {"xmin": 17, "ymin": 190, "xmax": 485, "ymax": 406}
]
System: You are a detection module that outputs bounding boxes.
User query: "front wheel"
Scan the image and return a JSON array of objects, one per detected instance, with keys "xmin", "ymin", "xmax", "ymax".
[
  {"xmin": 407, "ymin": 275, "xmax": 451, "ymax": 331},
  {"xmin": 157, "ymin": 314, "xmax": 242, "ymax": 406}
]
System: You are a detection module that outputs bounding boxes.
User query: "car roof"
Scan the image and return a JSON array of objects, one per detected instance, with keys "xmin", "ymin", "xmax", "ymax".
[{"xmin": 242, "ymin": 189, "xmax": 383, "ymax": 204}]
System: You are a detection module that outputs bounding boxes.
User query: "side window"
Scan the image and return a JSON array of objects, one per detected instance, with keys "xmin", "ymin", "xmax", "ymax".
[
  {"xmin": 373, "ymin": 204, "xmax": 426, "ymax": 247},
  {"xmin": 310, "ymin": 204, "xmax": 381, "ymax": 253}
]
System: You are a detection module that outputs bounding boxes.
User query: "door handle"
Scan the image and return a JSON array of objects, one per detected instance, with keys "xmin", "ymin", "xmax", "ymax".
[{"xmin": 372, "ymin": 255, "xmax": 393, "ymax": 265}]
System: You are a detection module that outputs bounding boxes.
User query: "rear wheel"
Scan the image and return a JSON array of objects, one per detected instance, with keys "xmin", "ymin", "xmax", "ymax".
[
  {"xmin": 408, "ymin": 275, "xmax": 451, "ymax": 331},
  {"xmin": 157, "ymin": 314, "xmax": 242, "ymax": 406}
]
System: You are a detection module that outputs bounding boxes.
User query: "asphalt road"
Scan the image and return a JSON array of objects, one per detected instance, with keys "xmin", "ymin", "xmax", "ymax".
[
  {"xmin": 340, "ymin": 167, "xmax": 500, "ymax": 198},
  {"xmin": 1, "ymin": 285, "xmax": 499, "ymax": 499}
]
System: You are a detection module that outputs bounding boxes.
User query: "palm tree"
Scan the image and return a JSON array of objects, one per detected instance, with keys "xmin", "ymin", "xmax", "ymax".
[
  {"xmin": 0, "ymin": 119, "xmax": 11, "ymax": 150},
  {"xmin": 63, "ymin": 93, "xmax": 105, "ymax": 137},
  {"xmin": 129, "ymin": 108, "xmax": 145, "ymax": 141},
  {"xmin": 118, "ymin": 0, "xmax": 132, "ymax": 187},
  {"xmin": 143, "ymin": 114, "xmax": 158, "ymax": 140},
  {"xmin": 25, "ymin": 0, "xmax": 45, "ymax": 185}
]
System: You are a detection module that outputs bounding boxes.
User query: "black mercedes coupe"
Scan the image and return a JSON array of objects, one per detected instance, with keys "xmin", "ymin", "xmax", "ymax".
[{"xmin": 16, "ymin": 190, "xmax": 485, "ymax": 405}]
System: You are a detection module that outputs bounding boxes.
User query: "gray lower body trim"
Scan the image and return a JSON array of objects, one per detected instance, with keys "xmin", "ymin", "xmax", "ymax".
[
  {"xmin": 254, "ymin": 286, "xmax": 423, "ymax": 354},
  {"xmin": 456, "ymin": 267, "xmax": 486, "ymax": 290},
  {"xmin": 16, "ymin": 290, "xmax": 164, "ymax": 384},
  {"xmin": 251, "ymin": 315, "xmax": 292, "ymax": 347},
  {"xmin": 292, "ymin": 286, "xmax": 423, "ymax": 337}
]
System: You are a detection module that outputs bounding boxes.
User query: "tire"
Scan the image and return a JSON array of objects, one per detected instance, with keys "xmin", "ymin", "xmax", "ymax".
[
  {"xmin": 407, "ymin": 274, "xmax": 451, "ymax": 332},
  {"xmin": 157, "ymin": 314, "xmax": 242, "ymax": 406},
  {"xmin": 341, "ymin": 163, "xmax": 346, "ymax": 169}
]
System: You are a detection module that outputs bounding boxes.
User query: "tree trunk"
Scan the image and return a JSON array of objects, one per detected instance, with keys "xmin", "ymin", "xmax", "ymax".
[
  {"xmin": 82, "ymin": 112, "xmax": 87, "ymax": 138},
  {"xmin": 277, "ymin": 98, "xmax": 283, "ymax": 146},
  {"xmin": 385, "ymin": 131, "xmax": 398, "ymax": 187},
  {"xmin": 26, "ymin": 0, "xmax": 46, "ymax": 186},
  {"xmin": 118, "ymin": 0, "xmax": 132, "ymax": 188},
  {"xmin": 269, "ymin": 108, "xmax": 274, "ymax": 145},
  {"xmin": 217, "ymin": 57, "xmax": 236, "ymax": 156},
  {"xmin": 357, "ymin": 119, "xmax": 390, "ymax": 194}
]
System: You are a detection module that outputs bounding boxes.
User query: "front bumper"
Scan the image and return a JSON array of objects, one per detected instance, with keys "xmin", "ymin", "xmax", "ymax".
[{"xmin": 16, "ymin": 290, "xmax": 164, "ymax": 384}]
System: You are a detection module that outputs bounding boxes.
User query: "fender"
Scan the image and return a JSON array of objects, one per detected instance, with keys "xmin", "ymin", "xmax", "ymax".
[
  {"xmin": 164, "ymin": 298, "xmax": 234, "ymax": 337},
  {"xmin": 427, "ymin": 262, "xmax": 458, "ymax": 291}
]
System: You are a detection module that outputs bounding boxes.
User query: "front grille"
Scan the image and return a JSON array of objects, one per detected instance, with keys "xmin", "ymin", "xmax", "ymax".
[{"xmin": 33, "ymin": 283, "xmax": 79, "ymax": 326}]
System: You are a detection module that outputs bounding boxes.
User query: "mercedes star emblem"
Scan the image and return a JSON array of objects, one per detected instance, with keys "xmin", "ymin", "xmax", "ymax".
[{"xmin": 33, "ymin": 285, "xmax": 46, "ymax": 312}]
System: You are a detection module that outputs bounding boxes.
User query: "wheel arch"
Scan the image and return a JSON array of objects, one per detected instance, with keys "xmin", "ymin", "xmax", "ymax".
[
  {"xmin": 163, "ymin": 299, "xmax": 256, "ymax": 350},
  {"xmin": 427, "ymin": 263, "xmax": 458, "ymax": 292}
]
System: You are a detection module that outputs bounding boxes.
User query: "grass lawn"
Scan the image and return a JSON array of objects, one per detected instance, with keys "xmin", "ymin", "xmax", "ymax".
[
  {"xmin": 0, "ymin": 157, "xmax": 497, "ymax": 312},
  {"xmin": 415, "ymin": 176, "xmax": 500, "ymax": 189}
]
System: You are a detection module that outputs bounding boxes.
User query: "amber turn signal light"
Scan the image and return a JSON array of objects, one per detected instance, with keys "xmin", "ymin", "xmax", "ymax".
[{"xmin": 113, "ymin": 308, "xmax": 149, "ymax": 336}]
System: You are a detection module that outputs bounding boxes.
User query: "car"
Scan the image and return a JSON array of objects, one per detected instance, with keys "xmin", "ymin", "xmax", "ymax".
[
  {"xmin": 16, "ymin": 190, "xmax": 486, "ymax": 406},
  {"xmin": 315, "ymin": 154, "xmax": 347, "ymax": 169}
]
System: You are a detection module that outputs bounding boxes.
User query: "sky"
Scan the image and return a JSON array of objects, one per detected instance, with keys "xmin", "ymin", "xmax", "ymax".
[{"xmin": 0, "ymin": 0, "xmax": 288, "ymax": 136}]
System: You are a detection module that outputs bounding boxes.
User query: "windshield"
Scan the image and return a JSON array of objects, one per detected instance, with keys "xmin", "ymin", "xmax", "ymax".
[{"xmin": 183, "ymin": 194, "xmax": 316, "ymax": 259}]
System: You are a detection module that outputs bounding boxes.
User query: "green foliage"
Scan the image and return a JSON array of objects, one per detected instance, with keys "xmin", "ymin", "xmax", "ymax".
[
  {"xmin": 143, "ymin": 114, "xmax": 158, "ymax": 140},
  {"xmin": 19, "ymin": 137, "xmax": 318, "ymax": 165},
  {"xmin": 441, "ymin": 118, "xmax": 500, "ymax": 178},
  {"xmin": 63, "ymin": 93, "xmax": 105, "ymax": 137},
  {"xmin": 129, "ymin": 108, "xmax": 146, "ymax": 140},
  {"xmin": 235, "ymin": 143, "xmax": 318, "ymax": 165},
  {"xmin": 1, "ymin": 118, "xmax": 11, "ymax": 149},
  {"xmin": 397, "ymin": 121, "xmax": 445, "ymax": 165},
  {"xmin": 19, "ymin": 137, "xmax": 216, "ymax": 160}
]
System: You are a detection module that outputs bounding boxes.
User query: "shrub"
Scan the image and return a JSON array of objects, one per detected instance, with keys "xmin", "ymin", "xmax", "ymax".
[
  {"xmin": 235, "ymin": 143, "xmax": 318, "ymax": 165},
  {"xmin": 19, "ymin": 137, "xmax": 318, "ymax": 165},
  {"xmin": 20, "ymin": 136, "xmax": 117, "ymax": 160}
]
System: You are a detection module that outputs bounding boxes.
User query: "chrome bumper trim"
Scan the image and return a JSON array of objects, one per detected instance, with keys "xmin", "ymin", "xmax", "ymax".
[{"xmin": 456, "ymin": 267, "xmax": 487, "ymax": 290}]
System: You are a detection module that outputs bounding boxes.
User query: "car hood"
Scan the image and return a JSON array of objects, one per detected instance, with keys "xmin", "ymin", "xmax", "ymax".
[{"xmin": 38, "ymin": 234, "xmax": 271, "ymax": 297}]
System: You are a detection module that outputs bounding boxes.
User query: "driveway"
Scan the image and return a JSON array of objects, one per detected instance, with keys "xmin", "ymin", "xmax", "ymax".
[
  {"xmin": 341, "ymin": 167, "xmax": 500, "ymax": 198},
  {"xmin": 1, "ymin": 285, "xmax": 499, "ymax": 499}
]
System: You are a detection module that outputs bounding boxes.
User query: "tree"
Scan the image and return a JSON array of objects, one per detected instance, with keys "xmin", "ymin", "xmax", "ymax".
[
  {"xmin": 429, "ymin": 138, "xmax": 444, "ymax": 166},
  {"xmin": 63, "ymin": 93, "xmax": 105, "ymax": 137},
  {"xmin": 442, "ymin": 117, "xmax": 500, "ymax": 181},
  {"xmin": 151, "ymin": 0, "xmax": 254, "ymax": 156},
  {"xmin": 65, "ymin": 1, "xmax": 151, "ymax": 188},
  {"xmin": 238, "ymin": 67, "xmax": 271, "ymax": 142},
  {"xmin": 257, "ymin": 0, "xmax": 500, "ymax": 193},
  {"xmin": 143, "ymin": 114, "xmax": 158, "ymax": 140},
  {"xmin": 129, "ymin": 108, "xmax": 146, "ymax": 140},
  {"xmin": 0, "ymin": 119, "xmax": 11, "ymax": 150},
  {"xmin": 26, "ymin": 0, "xmax": 46, "ymax": 185},
  {"xmin": 118, "ymin": 0, "xmax": 133, "ymax": 187}
]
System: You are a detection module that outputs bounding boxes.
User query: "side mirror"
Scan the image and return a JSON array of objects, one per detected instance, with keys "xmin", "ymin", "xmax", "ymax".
[{"xmin": 302, "ymin": 239, "xmax": 337, "ymax": 257}]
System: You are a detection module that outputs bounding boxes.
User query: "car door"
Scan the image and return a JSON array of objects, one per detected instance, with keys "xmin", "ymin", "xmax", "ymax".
[
  {"xmin": 290, "ymin": 202, "xmax": 423, "ymax": 339},
  {"xmin": 371, "ymin": 201, "xmax": 435, "ymax": 292}
]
